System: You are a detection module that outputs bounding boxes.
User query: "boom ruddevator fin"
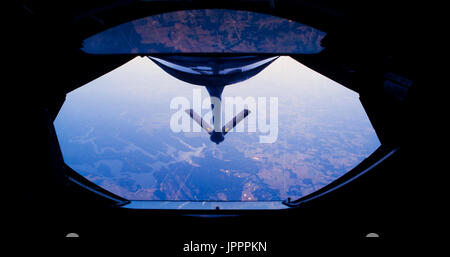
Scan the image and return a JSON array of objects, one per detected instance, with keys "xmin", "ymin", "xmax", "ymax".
[
  {"xmin": 222, "ymin": 109, "xmax": 251, "ymax": 135},
  {"xmin": 185, "ymin": 109, "xmax": 213, "ymax": 135}
]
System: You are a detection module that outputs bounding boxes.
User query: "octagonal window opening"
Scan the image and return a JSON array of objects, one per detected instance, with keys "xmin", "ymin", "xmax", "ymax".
[{"xmin": 54, "ymin": 55, "xmax": 381, "ymax": 207}]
